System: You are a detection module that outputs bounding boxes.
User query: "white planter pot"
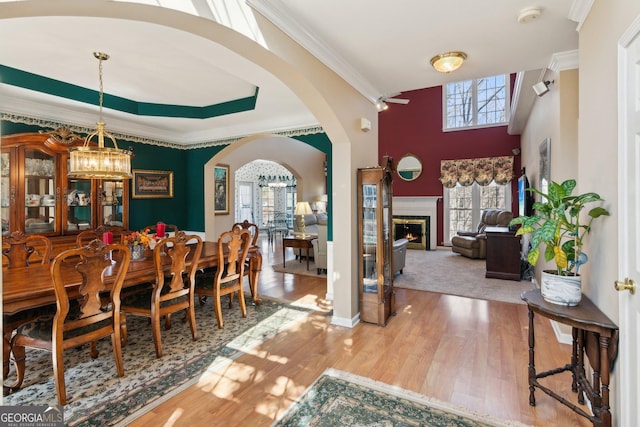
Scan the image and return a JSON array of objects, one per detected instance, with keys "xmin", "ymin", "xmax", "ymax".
[{"xmin": 541, "ymin": 270, "xmax": 582, "ymax": 306}]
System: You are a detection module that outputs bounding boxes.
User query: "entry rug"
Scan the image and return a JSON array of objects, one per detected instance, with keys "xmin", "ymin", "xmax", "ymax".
[
  {"xmin": 3, "ymin": 297, "xmax": 312, "ymax": 426},
  {"xmin": 272, "ymin": 369, "xmax": 532, "ymax": 427}
]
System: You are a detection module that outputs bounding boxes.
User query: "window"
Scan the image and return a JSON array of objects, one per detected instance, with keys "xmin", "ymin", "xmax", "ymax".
[
  {"xmin": 444, "ymin": 74, "xmax": 509, "ymax": 130},
  {"xmin": 443, "ymin": 181, "xmax": 511, "ymax": 244},
  {"xmin": 261, "ymin": 187, "xmax": 275, "ymax": 226}
]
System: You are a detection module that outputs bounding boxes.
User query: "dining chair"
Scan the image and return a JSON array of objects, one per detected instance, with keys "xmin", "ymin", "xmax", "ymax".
[
  {"xmin": 2, "ymin": 231, "xmax": 54, "ymax": 383},
  {"xmin": 232, "ymin": 220, "xmax": 259, "ymax": 246},
  {"xmin": 10, "ymin": 241, "xmax": 130, "ymax": 405},
  {"xmin": 143, "ymin": 223, "xmax": 179, "ymax": 239},
  {"xmin": 231, "ymin": 221, "xmax": 260, "ymax": 300},
  {"xmin": 2, "ymin": 231, "xmax": 52, "ymax": 268},
  {"xmin": 195, "ymin": 228, "xmax": 251, "ymax": 329},
  {"xmin": 120, "ymin": 231, "xmax": 202, "ymax": 358},
  {"xmin": 75, "ymin": 225, "xmax": 128, "ymax": 247}
]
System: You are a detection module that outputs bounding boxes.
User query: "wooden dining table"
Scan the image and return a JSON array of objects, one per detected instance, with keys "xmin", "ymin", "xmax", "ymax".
[{"xmin": 2, "ymin": 241, "xmax": 263, "ymax": 317}]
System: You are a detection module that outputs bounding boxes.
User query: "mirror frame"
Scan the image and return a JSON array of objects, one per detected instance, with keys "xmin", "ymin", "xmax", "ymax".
[{"xmin": 397, "ymin": 153, "xmax": 422, "ymax": 181}]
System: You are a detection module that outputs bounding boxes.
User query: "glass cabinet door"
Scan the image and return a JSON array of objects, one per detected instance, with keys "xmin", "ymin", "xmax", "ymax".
[
  {"xmin": 361, "ymin": 183, "xmax": 378, "ymax": 292},
  {"xmin": 66, "ymin": 178, "xmax": 93, "ymax": 232},
  {"xmin": 100, "ymin": 180, "xmax": 125, "ymax": 227},
  {"xmin": 1, "ymin": 151, "xmax": 10, "ymax": 236},
  {"xmin": 24, "ymin": 149, "xmax": 56, "ymax": 234}
]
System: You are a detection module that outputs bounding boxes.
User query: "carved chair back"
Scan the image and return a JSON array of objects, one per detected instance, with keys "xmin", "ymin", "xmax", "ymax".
[{"xmin": 2, "ymin": 231, "xmax": 52, "ymax": 268}]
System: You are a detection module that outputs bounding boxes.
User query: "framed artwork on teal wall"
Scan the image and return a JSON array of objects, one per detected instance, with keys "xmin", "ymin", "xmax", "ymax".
[
  {"xmin": 214, "ymin": 164, "xmax": 229, "ymax": 215},
  {"xmin": 132, "ymin": 169, "xmax": 174, "ymax": 198}
]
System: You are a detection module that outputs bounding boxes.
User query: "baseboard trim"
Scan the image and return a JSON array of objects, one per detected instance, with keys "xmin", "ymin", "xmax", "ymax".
[
  {"xmin": 331, "ymin": 312, "xmax": 359, "ymax": 328},
  {"xmin": 550, "ymin": 320, "xmax": 573, "ymax": 345}
]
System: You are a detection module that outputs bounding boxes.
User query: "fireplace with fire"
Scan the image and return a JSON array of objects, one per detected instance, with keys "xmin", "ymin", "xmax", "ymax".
[{"xmin": 392, "ymin": 216, "xmax": 429, "ymax": 250}]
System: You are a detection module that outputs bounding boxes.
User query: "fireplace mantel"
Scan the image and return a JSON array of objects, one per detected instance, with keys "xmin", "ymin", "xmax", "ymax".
[{"xmin": 393, "ymin": 196, "xmax": 439, "ymax": 250}]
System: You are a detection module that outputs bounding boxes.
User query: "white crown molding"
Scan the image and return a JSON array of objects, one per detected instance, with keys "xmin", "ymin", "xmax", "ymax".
[
  {"xmin": 548, "ymin": 50, "xmax": 579, "ymax": 73},
  {"xmin": 246, "ymin": 0, "xmax": 381, "ymax": 104},
  {"xmin": 568, "ymin": 0, "xmax": 595, "ymax": 31}
]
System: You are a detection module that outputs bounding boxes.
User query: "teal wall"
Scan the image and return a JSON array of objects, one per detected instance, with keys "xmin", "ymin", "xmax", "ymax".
[{"xmin": 2, "ymin": 121, "xmax": 332, "ymax": 237}]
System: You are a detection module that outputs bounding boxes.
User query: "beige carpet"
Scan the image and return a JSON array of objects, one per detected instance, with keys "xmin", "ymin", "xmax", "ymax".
[
  {"xmin": 394, "ymin": 248, "xmax": 537, "ymax": 304},
  {"xmin": 273, "ymin": 259, "xmax": 327, "ymax": 277}
]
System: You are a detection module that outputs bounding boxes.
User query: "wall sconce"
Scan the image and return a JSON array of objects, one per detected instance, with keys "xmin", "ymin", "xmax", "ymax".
[
  {"xmin": 533, "ymin": 80, "xmax": 554, "ymax": 97},
  {"xmin": 512, "ymin": 148, "xmax": 521, "ymax": 156}
]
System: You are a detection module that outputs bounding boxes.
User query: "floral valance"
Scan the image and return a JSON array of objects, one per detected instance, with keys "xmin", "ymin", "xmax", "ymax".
[{"xmin": 439, "ymin": 156, "xmax": 514, "ymax": 188}]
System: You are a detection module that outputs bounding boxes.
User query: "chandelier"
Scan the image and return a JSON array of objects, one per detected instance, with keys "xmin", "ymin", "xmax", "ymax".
[
  {"xmin": 257, "ymin": 175, "xmax": 296, "ymax": 188},
  {"xmin": 68, "ymin": 52, "xmax": 132, "ymax": 180}
]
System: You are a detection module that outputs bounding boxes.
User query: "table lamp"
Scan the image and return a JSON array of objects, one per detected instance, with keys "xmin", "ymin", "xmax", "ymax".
[{"xmin": 294, "ymin": 201, "xmax": 313, "ymax": 236}]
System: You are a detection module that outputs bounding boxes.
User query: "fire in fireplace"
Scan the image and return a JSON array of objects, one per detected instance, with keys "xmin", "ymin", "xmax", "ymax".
[{"xmin": 392, "ymin": 216, "xmax": 429, "ymax": 250}]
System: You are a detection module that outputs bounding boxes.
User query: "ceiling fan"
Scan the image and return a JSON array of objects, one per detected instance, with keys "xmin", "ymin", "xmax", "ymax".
[{"xmin": 376, "ymin": 92, "xmax": 410, "ymax": 111}]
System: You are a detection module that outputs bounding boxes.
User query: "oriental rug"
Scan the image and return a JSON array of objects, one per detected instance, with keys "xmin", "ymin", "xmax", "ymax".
[
  {"xmin": 3, "ymin": 297, "xmax": 312, "ymax": 426},
  {"xmin": 272, "ymin": 369, "xmax": 532, "ymax": 427}
]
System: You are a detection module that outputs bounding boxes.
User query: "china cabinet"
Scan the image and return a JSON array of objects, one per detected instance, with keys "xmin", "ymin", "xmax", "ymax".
[
  {"xmin": 357, "ymin": 157, "xmax": 395, "ymax": 325},
  {"xmin": 1, "ymin": 132, "xmax": 129, "ymax": 247}
]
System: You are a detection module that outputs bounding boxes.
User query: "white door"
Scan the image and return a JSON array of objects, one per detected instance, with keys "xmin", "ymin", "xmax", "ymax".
[{"xmin": 617, "ymin": 16, "xmax": 640, "ymax": 427}]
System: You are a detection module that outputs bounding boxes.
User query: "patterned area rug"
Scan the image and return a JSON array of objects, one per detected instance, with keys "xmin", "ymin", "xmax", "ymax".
[
  {"xmin": 3, "ymin": 297, "xmax": 311, "ymax": 426},
  {"xmin": 272, "ymin": 369, "xmax": 532, "ymax": 427}
]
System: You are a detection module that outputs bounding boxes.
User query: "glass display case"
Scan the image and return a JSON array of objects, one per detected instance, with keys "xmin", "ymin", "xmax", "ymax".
[
  {"xmin": 1, "ymin": 132, "xmax": 129, "ymax": 240},
  {"xmin": 357, "ymin": 156, "xmax": 395, "ymax": 325}
]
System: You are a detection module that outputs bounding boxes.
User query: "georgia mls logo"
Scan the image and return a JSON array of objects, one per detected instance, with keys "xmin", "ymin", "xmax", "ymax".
[{"xmin": 0, "ymin": 405, "xmax": 64, "ymax": 427}]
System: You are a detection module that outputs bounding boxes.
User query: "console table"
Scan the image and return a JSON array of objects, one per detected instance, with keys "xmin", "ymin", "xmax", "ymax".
[
  {"xmin": 521, "ymin": 289, "xmax": 619, "ymax": 427},
  {"xmin": 282, "ymin": 235, "xmax": 316, "ymax": 270},
  {"xmin": 485, "ymin": 227, "xmax": 521, "ymax": 280}
]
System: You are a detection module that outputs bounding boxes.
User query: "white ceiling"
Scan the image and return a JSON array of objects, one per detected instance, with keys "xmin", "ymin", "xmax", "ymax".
[{"xmin": 0, "ymin": 0, "xmax": 586, "ymax": 147}]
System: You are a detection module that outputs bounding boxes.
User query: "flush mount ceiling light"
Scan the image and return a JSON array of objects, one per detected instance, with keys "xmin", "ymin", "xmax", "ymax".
[
  {"xmin": 517, "ymin": 7, "xmax": 541, "ymax": 24},
  {"xmin": 68, "ymin": 52, "xmax": 132, "ymax": 180},
  {"xmin": 430, "ymin": 51, "xmax": 467, "ymax": 73}
]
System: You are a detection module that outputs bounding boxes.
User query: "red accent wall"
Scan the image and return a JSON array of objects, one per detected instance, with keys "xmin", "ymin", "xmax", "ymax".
[{"xmin": 379, "ymin": 83, "xmax": 521, "ymax": 246}]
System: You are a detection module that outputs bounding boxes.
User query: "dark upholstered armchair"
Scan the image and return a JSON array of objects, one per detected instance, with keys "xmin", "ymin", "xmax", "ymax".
[{"xmin": 451, "ymin": 209, "xmax": 513, "ymax": 259}]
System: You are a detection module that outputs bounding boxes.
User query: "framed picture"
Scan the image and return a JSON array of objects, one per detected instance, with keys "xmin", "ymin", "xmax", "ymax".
[
  {"xmin": 132, "ymin": 169, "xmax": 174, "ymax": 199},
  {"xmin": 214, "ymin": 164, "xmax": 229, "ymax": 215},
  {"xmin": 539, "ymin": 138, "xmax": 551, "ymax": 200}
]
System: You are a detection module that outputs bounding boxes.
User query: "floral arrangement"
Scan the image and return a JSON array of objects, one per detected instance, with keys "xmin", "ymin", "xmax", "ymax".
[{"xmin": 123, "ymin": 228, "xmax": 153, "ymax": 247}]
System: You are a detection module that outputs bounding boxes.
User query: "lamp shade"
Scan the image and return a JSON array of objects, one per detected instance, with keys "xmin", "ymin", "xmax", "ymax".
[
  {"xmin": 430, "ymin": 51, "xmax": 467, "ymax": 73},
  {"xmin": 294, "ymin": 201, "xmax": 313, "ymax": 216}
]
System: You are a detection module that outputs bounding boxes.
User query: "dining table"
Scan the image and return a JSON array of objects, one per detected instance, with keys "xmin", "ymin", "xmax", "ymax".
[{"xmin": 2, "ymin": 240, "xmax": 262, "ymax": 392}]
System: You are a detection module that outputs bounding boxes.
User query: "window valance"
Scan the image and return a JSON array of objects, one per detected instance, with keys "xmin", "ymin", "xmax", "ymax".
[{"xmin": 439, "ymin": 156, "xmax": 514, "ymax": 188}]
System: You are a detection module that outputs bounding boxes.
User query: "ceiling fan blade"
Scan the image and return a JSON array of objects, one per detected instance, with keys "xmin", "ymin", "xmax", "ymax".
[{"xmin": 386, "ymin": 98, "xmax": 410, "ymax": 105}]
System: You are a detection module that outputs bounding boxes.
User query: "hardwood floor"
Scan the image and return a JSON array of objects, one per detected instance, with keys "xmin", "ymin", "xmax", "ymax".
[{"xmin": 129, "ymin": 236, "xmax": 590, "ymax": 427}]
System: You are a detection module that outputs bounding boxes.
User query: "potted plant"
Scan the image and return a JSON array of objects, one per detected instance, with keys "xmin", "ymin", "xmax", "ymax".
[{"xmin": 509, "ymin": 179, "xmax": 610, "ymax": 306}]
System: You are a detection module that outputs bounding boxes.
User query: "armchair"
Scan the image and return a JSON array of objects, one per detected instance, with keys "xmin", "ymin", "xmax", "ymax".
[
  {"xmin": 392, "ymin": 238, "xmax": 409, "ymax": 275},
  {"xmin": 311, "ymin": 223, "xmax": 327, "ymax": 274},
  {"xmin": 451, "ymin": 209, "xmax": 513, "ymax": 259}
]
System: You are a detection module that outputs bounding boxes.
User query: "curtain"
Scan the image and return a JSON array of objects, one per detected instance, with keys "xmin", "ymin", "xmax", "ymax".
[{"xmin": 439, "ymin": 156, "xmax": 514, "ymax": 188}]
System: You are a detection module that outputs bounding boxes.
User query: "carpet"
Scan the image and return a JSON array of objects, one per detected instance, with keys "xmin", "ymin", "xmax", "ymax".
[
  {"xmin": 394, "ymin": 248, "xmax": 536, "ymax": 304},
  {"xmin": 3, "ymin": 297, "xmax": 312, "ymax": 426},
  {"xmin": 272, "ymin": 369, "xmax": 532, "ymax": 427},
  {"xmin": 272, "ymin": 260, "xmax": 327, "ymax": 277}
]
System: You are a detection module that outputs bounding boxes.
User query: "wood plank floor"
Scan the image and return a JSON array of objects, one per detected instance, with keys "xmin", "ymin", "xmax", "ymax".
[{"xmin": 129, "ymin": 236, "xmax": 590, "ymax": 427}]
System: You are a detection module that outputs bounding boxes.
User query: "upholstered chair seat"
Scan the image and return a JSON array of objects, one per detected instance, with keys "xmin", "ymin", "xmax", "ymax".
[{"xmin": 451, "ymin": 209, "xmax": 513, "ymax": 259}]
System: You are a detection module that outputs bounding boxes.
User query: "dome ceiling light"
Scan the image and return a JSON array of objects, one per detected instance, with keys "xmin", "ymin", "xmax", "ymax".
[{"xmin": 430, "ymin": 51, "xmax": 467, "ymax": 73}]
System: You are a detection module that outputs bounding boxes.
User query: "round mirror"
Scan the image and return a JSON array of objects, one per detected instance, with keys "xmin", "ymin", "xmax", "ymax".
[{"xmin": 397, "ymin": 154, "xmax": 422, "ymax": 181}]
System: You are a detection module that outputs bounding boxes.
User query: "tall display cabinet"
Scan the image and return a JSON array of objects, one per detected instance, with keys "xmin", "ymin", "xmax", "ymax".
[
  {"xmin": 1, "ymin": 132, "xmax": 129, "ymax": 251},
  {"xmin": 357, "ymin": 157, "xmax": 395, "ymax": 326}
]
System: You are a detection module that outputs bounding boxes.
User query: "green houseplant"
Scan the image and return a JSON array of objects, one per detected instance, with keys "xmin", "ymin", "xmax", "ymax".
[{"xmin": 509, "ymin": 179, "xmax": 610, "ymax": 305}]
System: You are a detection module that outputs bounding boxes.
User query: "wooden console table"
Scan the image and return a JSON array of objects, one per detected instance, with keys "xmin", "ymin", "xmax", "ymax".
[
  {"xmin": 282, "ymin": 235, "xmax": 316, "ymax": 270},
  {"xmin": 485, "ymin": 226, "xmax": 521, "ymax": 280},
  {"xmin": 521, "ymin": 289, "xmax": 619, "ymax": 427}
]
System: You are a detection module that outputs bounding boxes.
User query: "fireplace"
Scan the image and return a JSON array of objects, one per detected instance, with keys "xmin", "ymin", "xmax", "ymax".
[{"xmin": 392, "ymin": 216, "xmax": 430, "ymax": 250}]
